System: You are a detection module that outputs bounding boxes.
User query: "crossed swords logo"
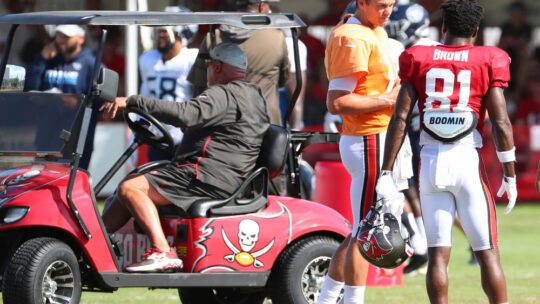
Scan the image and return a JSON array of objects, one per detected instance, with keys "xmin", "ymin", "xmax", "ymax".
[{"xmin": 221, "ymin": 219, "xmax": 274, "ymax": 268}]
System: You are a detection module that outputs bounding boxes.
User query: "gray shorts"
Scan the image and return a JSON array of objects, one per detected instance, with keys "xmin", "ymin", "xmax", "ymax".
[{"xmin": 145, "ymin": 164, "xmax": 230, "ymax": 211}]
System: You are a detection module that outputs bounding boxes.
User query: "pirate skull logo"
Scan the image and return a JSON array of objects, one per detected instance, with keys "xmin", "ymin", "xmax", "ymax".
[
  {"xmin": 238, "ymin": 219, "xmax": 259, "ymax": 252},
  {"xmin": 222, "ymin": 219, "xmax": 274, "ymax": 268}
]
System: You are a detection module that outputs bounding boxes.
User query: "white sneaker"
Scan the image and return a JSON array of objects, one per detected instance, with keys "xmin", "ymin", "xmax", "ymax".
[{"xmin": 125, "ymin": 247, "xmax": 183, "ymax": 273}]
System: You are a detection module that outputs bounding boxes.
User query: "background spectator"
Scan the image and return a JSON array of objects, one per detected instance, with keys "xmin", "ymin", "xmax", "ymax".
[
  {"xmin": 101, "ymin": 26, "xmax": 125, "ymax": 97},
  {"xmin": 0, "ymin": 0, "xmax": 48, "ymax": 67},
  {"xmin": 138, "ymin": 7, "xmax": 199, "ymax": 161},
  {"xmin": 299, "ymin": 16, "xmax": 327, "ymax": 127},
  {"xmin": 280, "ymin": 30, "xmax": 307, "ymax": 130},
  {"xmin": 24, "ymin": 24, "xmax": 98, "ymax": 169},
  {"xmin": 188, "ymin": 0, "xmax": 289, "ymax": 126},
  {"xmin": 513, "ymin": 71, "xmax": 540, "ymax": 125},
  {"xmin": 498, "ymin": 1, "xmax": 532, "ymax": 97}
]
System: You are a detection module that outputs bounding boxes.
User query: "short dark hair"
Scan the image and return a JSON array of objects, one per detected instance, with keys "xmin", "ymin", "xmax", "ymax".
[{"xmin": 441, "ymin": 0, "xmax": 484, "ymax": 38}]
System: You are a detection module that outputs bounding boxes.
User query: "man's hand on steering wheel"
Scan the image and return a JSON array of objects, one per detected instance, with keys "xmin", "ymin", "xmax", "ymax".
[
  {"xmin": 100, "ymin": 97, "xmax": 128, "ymax": 119},
  {"xmin": 100, "ymin": 97, "xmax": 175, "ymax": 155}
]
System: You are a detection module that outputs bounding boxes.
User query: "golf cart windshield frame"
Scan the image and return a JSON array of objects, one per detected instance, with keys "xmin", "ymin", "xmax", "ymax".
[
  {"xmin": 0, "ymin": 11, "xmax": 306, "ymax": 162},
  {"xmin": 0, "ymin": 11, "xmax": 304, "ymax": 28}
]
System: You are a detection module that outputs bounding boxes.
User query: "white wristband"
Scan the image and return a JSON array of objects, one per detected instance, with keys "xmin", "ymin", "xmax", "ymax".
[
  {"xmin": 380, "ymin": 170, "xmax": 393, "ymax": 177},
  {"xmin": 496, "ymin": 147, "xmax": 516, "ymax": 163}
]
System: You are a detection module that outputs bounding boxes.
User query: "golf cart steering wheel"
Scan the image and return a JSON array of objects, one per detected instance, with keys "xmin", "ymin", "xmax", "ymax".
[{"xmin": 124, "ymin": 107, "xmax": 175, "ymax": 154}]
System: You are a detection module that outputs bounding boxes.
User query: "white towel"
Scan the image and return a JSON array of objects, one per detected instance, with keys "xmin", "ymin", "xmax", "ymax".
[
  {"xmin": 434, "ymin": 144, "xmax": 458, "ymax": 188},
  {"xmin": 393, "ymin": 135, "xmax": 414, "ymax": 190}
]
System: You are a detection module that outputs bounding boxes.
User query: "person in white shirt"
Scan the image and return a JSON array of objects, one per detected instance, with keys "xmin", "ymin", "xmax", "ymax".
[
  {"xmin": 138, "ymin": 6, "xmax": 199, "ymax": 161},
  {"xmin": 279, "ymin": 25, "xmax": 308, "ymax": 130}
]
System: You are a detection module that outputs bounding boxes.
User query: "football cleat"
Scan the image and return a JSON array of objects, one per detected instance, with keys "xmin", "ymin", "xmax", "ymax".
[{"xmin": 404, "ymin": 254, "xmax": 428, "ymax": 275}]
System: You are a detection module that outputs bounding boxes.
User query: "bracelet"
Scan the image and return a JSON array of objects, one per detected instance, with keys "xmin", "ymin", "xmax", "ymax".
[{"xmin": 496, "ymin": 147, "xmax": 516, "ymax": 163}]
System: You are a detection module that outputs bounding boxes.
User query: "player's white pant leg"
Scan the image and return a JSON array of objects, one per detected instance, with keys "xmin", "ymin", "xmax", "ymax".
[
  {"xmin": 452, "ymin": 147, "xmax": 498, "ymax": 251},
  {"xmin": 340, "ymin": 133, "xmax": 386, "ymax": 236},
  {"xmin": 419, "ymin": 145, "xmax": 456, "ymax": 248}
]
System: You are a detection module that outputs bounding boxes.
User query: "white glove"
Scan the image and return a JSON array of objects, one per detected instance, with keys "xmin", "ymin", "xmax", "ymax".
[
  {"xmin": 381, "ymin": 192, "xmax": 405, "ymax": 220},
  {"xmin": 376, "ymin": 170, "xmax": 400, "ymax": 203},
  {"xmin": 497, "ymin": 176, "xmax": 517, "ymax": 215},
  {"xmin": 323, "ymin": 112, "xmax": 342, "ymax": 133}
]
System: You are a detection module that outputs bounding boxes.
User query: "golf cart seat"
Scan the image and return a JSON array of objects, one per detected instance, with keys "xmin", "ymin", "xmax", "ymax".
[{"xmin": 157, "ymin": 124, "xmax": 290, "ymax": 218}]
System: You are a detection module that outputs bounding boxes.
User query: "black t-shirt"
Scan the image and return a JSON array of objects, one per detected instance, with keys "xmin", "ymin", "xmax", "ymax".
[{"xmin": 127, "ymin": 80, "xmax": 270, "ymax": 193}]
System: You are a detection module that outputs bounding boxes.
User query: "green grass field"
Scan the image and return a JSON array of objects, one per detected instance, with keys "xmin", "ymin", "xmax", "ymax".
[{"xmin": 2, "ymin": 204, "xmax": 539, "ymax": 304}]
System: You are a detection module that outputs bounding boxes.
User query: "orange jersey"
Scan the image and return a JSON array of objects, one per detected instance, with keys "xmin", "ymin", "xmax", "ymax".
[{"xmin": 325, "ymin": 20, "xmax": 397, "ymax": 136}]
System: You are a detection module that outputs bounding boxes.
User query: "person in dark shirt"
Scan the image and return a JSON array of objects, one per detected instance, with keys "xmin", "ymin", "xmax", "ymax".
[
  {"xmin": 24, "ymin": 24, "xmax": 98, "ymax": 169},
  {"xmin": 188, "ymin": 0, "xmax": 289, "ymax": 126},
  {"xmin": 100, "ymin": 43, "xmax": 270, "ymax": 273},
  {"xmin": 513, "ymin": 71, "xmax": 540, "ymax": 125},
  {"xmin": 498, "ymin": 1, "xmax": 533, "ymax": 94}
]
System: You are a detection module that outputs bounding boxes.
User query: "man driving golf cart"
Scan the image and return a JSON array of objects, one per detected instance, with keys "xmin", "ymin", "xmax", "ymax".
[{"xmin": 100, "ymin": 43, "xmax": 270, "ymax": 272}]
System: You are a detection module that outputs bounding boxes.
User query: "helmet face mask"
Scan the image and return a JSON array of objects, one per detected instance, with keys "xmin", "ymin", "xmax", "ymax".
[
  {"xmin": 356, "ymin": 200, "xmax": 413, "ymax": 269},
  {"xmin": 156, "ymin": 6, "xmax": 198, "ymax": 49}
]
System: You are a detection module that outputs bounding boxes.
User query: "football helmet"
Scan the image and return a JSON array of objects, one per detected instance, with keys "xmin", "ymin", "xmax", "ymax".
[
  {"xmin": 356, "ymin": 200, "xmax": 413, "ymax": 269},
  {"xmin": 159, "ymin": 6, "xmax": 198, "ymax": 45},
  {"xmin": 342, "ymin": 0, "xmax": 356, "ymax": 18},
  {"xmin": 384, "ymin": 2, "xmax": 430, "ymax": 47}
]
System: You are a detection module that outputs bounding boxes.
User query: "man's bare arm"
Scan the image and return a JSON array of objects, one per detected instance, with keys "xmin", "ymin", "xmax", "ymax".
[
  {"xmin": 485, "ymin": 86, "xmax": 515, "ymax": 178},
  {"xmin": 326, "ymin": 84, "xmax": 398, "ymax": 115},
  {"xmin": 381, "ymin": 83, "xmax": 418, "ymax": 171}
]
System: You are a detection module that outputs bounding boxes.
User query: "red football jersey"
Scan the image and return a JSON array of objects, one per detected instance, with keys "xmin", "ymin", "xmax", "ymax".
[{"xmin": 399, "ymin": 44, "xmax": 511, "ymax": 133}]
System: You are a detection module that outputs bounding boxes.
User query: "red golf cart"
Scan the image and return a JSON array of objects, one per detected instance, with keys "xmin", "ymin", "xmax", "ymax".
[{"xmin": 0, "ymin": 11, "xmax": 349, "ymax": 304}]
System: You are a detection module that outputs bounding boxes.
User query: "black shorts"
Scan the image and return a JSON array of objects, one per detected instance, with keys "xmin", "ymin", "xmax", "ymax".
[{"xmin": 145, "ymin": 164, "xmax": 230, "ymax": 211}]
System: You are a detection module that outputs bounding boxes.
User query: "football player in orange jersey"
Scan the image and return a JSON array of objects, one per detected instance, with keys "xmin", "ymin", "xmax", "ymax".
[{"xmin": 317, "ymin": 0, "xmax": 402, "ymax": 303}]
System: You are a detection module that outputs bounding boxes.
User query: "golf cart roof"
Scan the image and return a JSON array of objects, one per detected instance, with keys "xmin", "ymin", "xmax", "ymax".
[{"xmin": 0, "ymin": 11, "xmax": 305, "ymax": 29}]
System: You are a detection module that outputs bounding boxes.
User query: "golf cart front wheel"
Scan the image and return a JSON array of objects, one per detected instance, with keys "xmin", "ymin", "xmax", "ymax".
[
  {"xmin": 2, "ymin": 237, "xmax": 81, "ymax": 304},
  {"xmin": 178, "ymin": 287, "xmax": 266, "ymax": 304},
  {"xmin": 270, "ymin": 236, "xmax": 340, "ymax": 304}
]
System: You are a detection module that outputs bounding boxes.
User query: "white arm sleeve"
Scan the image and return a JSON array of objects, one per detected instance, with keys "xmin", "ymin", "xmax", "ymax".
[{"xmin": 328, "ymin": 75, "xmax": 357, "ymax": 92}]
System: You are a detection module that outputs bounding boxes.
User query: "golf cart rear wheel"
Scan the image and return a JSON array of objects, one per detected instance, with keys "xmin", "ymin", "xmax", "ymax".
[
  {"xmin": 178, "ymin": 287, "xmax": 266, "ymax": 304},
  {"xmin": 2, "ymin": 237, "xmax": 81, "ymax": 304},
  {"xmin": 270, "ymin": 236, "xmax": 339, "ymax": 304}
]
